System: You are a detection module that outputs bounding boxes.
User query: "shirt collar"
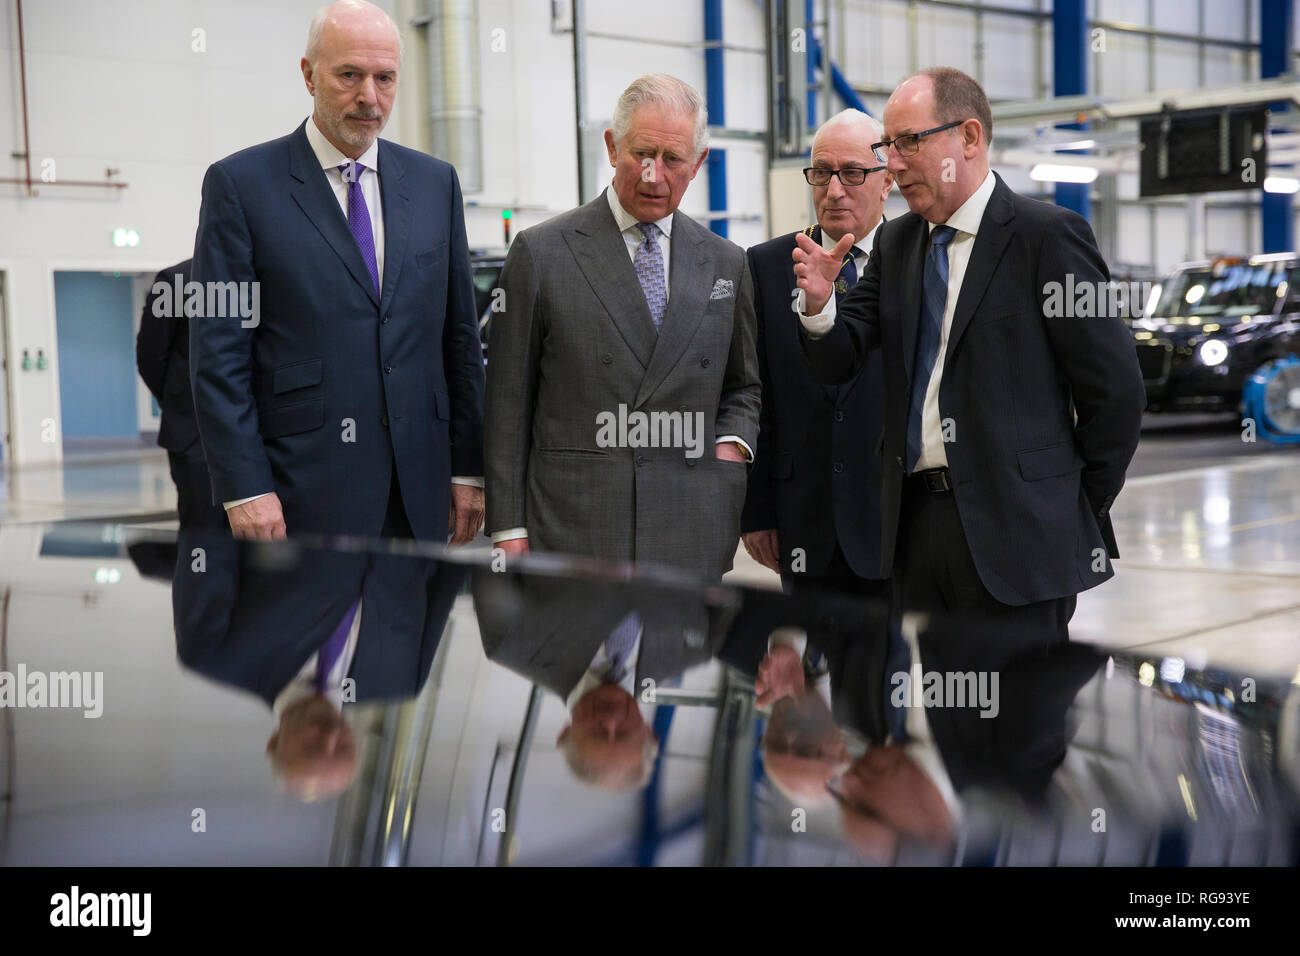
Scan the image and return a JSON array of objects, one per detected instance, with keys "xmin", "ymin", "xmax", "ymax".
[
  {"xmin": 306, "ymin": 114, "xmax": 380, "ymax": 176},
  {"xmin": 606, "ymin": 186, "xmax": 674, "ymax": 238},
  {"xmin": 818, "ymin": 216, "xmax": 882, "ymax": 259},
  {"xmin": 929, "ymin": 168, "xmax": 995, "ymax": 238}
]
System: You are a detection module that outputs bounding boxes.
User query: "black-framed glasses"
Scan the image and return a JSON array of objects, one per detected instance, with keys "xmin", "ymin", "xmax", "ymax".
[
  {"xmin": 803, "ymin": 165, "xmax": 886, "ymax": 187},
  {"xmin": 871, "ymin": 120, "xmax": 966, "ymax": 162}
]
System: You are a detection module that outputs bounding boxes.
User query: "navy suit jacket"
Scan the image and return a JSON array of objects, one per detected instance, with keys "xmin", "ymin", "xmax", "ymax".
[
  {"xmin": 800, "ymin": 173, "xmax": 1145, "ymax": 606},
  {"xmin": 173, "ymin": 532, "xmax": 465, "ymax": 706},
  {"xmin": 743, "ymin": 226, "xmax": 886, "ymax": 581},
  {"xmin": 137, "ymin": 259, "xmax": 201, "ymax": 456},
  {"xmin": 191, "ymin": 120, "xmax": 485, "ymax": 538}
]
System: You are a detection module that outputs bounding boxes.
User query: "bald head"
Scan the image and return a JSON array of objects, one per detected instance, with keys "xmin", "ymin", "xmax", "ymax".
[
  {"xmin": 301, "ymin": 0, "xmax": 401, "ymax": 159},
  {"xmin": 808, "ymin": 108, "xmax": 893, "ymax": 243}
]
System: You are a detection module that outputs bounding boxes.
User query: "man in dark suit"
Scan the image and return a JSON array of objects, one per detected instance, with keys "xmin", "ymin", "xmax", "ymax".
[
  {"xmin": 486, "ymin": 74, "xmax": 760, "ymax": 583},
  {"xmin": 744, "ymin": 110, "xmax": 892, "ymax": 594},
  {"xmin": 136, "ymin": 259, "xmax": 226, "ymax": 529},
  {"xmin": 191, "ymin": 0, "xmax": 484, "ymax": 543},
  {"xmin": 792, "ymin": 67, "xmax": 1145, "ymax": 645}
]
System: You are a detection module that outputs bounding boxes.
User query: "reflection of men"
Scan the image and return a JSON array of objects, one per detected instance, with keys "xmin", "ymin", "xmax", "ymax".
[
  {"xmin": 743, "ymin": 110, "xmax": 891, "ymax": 596},
  {"xmin": 136, "ymin": 259, "xmax": 226, "ymax": 530},
  {"xmin": 191, "ymin": 0, "xmax": 484, "ymax": 543},
  {"xmin": 174, "ymin": 531, "xmax": 466, "ymax": 800},
  {"xmin": 472, "ymin": 571, "xmax": 724, "ymax": 790},
  {"xmin": 486, "ymin": 73, "xmax": 760, "ymax": 581},
  {"xmin": 794, "ymin": 67, "xmax": 1144, "ymax": 645}
]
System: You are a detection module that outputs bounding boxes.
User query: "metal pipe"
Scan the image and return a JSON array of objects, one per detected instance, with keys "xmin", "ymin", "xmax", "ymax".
[
  {"xmin": 426, "ymin": 0, "xmax": 483, "ymax": 193},
  {"xmin": 572, "ymin": 0, "xmax": 588, "ymax": 204},
  {"xmin": 15, "ymin": 0, "xmax": 33, "ymax": 195}
]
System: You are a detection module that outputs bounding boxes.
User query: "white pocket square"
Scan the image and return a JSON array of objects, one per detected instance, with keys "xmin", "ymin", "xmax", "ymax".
[{"xmin": 709, "ymin": 278, "xmax": 734, "ymax": 300}]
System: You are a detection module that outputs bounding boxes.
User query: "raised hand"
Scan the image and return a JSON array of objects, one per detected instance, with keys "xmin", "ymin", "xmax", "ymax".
[{"xmin": 793, "ymin": 231, "xmax": 855, "ymax": 317}]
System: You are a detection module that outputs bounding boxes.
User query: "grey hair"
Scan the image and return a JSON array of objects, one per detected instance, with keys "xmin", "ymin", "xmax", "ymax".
[
  {"xmin": 305, "ymin": 0, "xmax": 403, "ymax": 65},
  {"xmin": 611, "ymin": 74, "xmax": 709, "ymax": 159},
  {"xmin": 813, "ymin": 108, "xmax": 883, "ymax": 151}
]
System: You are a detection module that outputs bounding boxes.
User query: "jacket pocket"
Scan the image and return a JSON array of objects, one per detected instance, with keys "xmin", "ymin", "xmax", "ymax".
[
  {"xmin": 260, "ymin": 398, "xmax": 324, "ymax": 437},
  {"xmin": 272, "ymin": 359, "xmax": 322, "ymax": 395},
  {"xmin": 1017, "ymin": 441, "xmax": 1084, "ymax": 481}
]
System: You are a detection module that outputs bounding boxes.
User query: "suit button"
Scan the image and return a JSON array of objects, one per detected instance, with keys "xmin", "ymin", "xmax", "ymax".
[
  {"xmin": 833, "ymin": 462, "xmax": 844, "ymax": 474},
  {"xmin": 381, "ymin": 415, "xmax": 389, "ymax": 428},
  {"xmin": 382, "ymin": 314, "xmax": 391, "ymax": 324},
  {"xmin": 636, "ymin": 455, "xmax": 647, "ymax": 466},
  {"xmin": 385, "ymin": 366, "xmax": 393, "ymax": 374},
  {"xmin": 834, "ymin": 411, "xmax": 844, "ymax": 423},
  {"xmin": 895, "ymin": 456, "xmax": 904, "ymax": 468},
  {"xmin": 601, "ymin": 353, "xmax": 613, "ymax": 365},
  {"xmin": 686, "ymin": 459, "xmax": 697, "ymax": 467},
  {"xmin": 700, "ymin": 357, "xmax": 711, "ymax": 368}
]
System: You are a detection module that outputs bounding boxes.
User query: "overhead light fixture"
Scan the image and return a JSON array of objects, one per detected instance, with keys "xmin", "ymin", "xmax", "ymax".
[
  {"xmin": 1263, "ymin": 176, "xmax": 1300, "ymax": 194},
  {"xmin": 1030, "ymin": 163, "xmax": 1099, "ymax": 184},
  {"xmin": 1053, "ymin": 139, "xmax": 1096, "ymax": 151}
]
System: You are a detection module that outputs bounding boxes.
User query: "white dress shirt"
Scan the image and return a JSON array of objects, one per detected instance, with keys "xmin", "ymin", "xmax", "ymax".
[
  {"xmin": 489, "ymin": 188, "xmax": 752, "ymax": 544},
  {"xmin": 565, "ymin": 617, "xmax": 644, "ymax": 712},
  {"xmin": 225, "ymin": 116, "xmax": 480, "ymax": 511},
  {"xmin": 799, "ymin": 170, "xmax": 996, "ymax": 472}
]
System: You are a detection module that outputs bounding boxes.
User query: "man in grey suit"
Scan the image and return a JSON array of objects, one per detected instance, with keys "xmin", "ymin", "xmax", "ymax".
[{"xmin": 486, "ymin": 74, "xmax": 761, "ymax": 582}]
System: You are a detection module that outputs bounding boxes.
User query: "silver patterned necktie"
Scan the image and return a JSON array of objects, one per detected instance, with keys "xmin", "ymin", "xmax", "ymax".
[{"xmin": 634, "ymin": 222, "xmax": 666, "ymax": 331}]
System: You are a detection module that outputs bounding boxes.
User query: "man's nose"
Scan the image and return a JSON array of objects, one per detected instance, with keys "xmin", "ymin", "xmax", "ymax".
[
  {"xmin": 826, "ymin": 175, "xmax": 846, "ymax": 199},
  {"xmin": 887, "ymin": 149, "xmax": 907, "ymax": 175},
  {"xmin": 356, "ymin": 75, "xmax": 376, "ymax": 104}
]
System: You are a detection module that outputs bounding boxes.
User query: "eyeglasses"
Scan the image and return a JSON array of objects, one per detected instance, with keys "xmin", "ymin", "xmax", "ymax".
[
  {"xmin": 871, "ymin": 120, "xmax": 966, "ymax": 163},
  {"xmin": 803, "ymin": 165, "xmax": 886, "ymax": 187}
]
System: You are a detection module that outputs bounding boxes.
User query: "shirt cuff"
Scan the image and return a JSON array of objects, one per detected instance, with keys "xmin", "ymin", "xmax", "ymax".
[
  {"xmin": 716, "ymin": 436, "xmax": 754, "ymax": 462},
  {"xmin": 491, "ymin": 528, "xmax": 528, "ymax": 544},
  {"xmin": 797, "ymin": 288, "xmax": 837, "ymax": 339},
  {"xmin": 767, "ymin": 626, "xmax": 808, "ymax": 659},
  {"xmin": 224, "ymin": 492, "xmax": 271, "ymax": 510},
  {"xmin": 451, "ymin": 476, "xmax": 484, "ymax": 487}
]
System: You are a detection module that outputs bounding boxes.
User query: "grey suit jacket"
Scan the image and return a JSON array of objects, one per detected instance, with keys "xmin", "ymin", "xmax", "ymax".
[{"xmin": 486, "ymin": 189, "xmax": 761, "ymax": 582}]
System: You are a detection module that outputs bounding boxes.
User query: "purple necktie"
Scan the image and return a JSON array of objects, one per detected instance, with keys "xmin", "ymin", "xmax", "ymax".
[
  {"xmin": 340, "ymin": 161, "xmax": 380, "ymax": 296},
  {"xmin": 316, "ymin": 599, "xmax": 360, "ymax": 692}
]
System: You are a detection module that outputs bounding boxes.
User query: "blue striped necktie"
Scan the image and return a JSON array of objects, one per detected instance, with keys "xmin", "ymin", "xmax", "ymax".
[{"xmin": 905, "ymin": 225, "xmax": 956, "ymax": 473}]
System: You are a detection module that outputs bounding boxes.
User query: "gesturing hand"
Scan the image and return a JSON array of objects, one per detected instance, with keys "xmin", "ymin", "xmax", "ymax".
[{"xmin": 793, "ymin": 231, "xmax": 855, "ymax": 317}]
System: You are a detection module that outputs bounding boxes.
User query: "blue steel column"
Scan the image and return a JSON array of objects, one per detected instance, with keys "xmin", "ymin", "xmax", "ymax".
[
  {"xmin": 1053, "ymin": 0, "xmax": 1090, "ymax": 218},
  {"xmin": 1262, "ymin": 0, "xmax": 1294, "ymax": 253},
  {"xmin": 705, "ymin": 0, "xmax": 727, "ymax": 238}
]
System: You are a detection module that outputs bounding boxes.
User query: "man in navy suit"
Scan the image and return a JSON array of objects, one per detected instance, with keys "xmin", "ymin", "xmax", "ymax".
[
  {"xmin": 136, "ymin": 258, "xmax": 227, "ymax": 530},
  {"xmin": 793, "ymin": 67, "xmax": 1145, "ymax": 647},
  {"xmin": 742, "ymin": 109, "xmax": 892, "ymax": 595},
  {"xmin": 191, "ymin": 0, "xmax": 484, "ymax": 542}
]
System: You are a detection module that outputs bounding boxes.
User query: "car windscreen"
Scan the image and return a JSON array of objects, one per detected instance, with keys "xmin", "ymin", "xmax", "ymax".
[{"xmin": 1153, "ymin": 262, "xmax": 1292, "ymax": 318}]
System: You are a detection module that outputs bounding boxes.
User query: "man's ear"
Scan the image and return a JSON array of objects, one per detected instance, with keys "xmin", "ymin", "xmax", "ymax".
[
  {"xmin": 301, "ymin": 57, "xmax": 315, "ymax": 95},
  {"xmin": 691, "ymin": 147, "xmax": 710, "ymax": 178},
  {"xmin": 604, "ymin": 129, "xmax": 617, "ymax": 167},
  {"xmin": 266, "ymin": 731, "xmax": 279, "ymax": 754},
  {"xmin": 556, "ymin": 724, "xmax": 571, "ymax": 746}
]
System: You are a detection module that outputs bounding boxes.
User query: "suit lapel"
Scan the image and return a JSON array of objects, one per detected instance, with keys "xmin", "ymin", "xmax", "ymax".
[
  {"xmin": 944, "ymin": 175, "xmax": 1015, "ymax": 364},
  {"xmin": 899, "ymin": 217, "xmax": 929, "ymax": 387},
  {"xmin": 635, "ymin": 212, "xmax": 712, "ymax": 409},
  {"xmin": 376, "ymin": 141, "xmax": 411, "ymax": 314},
  {"xmin": 287, "ymin": 122, "xmax": 380, "ymax": 308},
  {"xmin": 562, "ymin": 191, "xmax": 657, "ymax": 370}
]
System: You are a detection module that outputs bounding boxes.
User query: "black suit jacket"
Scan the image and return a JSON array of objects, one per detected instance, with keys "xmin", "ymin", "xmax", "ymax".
[
  {"xmin": 800, "ymin": 173, "xmax": 1145, "ymax": 606},
  {"xmin": 137, "ymin": 259, "xmax": 201, "ymax": 455},
  {"xmin": 743, "ymin": 226, "xmax": 886, "ymax": 580},
  {"xmin": 191, "ymin": 121, "xmax": 485, "ymax": 537}
]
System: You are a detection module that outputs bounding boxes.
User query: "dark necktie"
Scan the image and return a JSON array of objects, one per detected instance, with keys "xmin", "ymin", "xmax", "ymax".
[
  {"xmin": 834, "ymin": 247, "xmax": 859, "ymax": 307},
  {"xmin": 315, "ymin": 599, "xmax": 360, "ymax": 692},
  {"xmin": 905, "ymin": 225, "xmax": 956, "ymax": 473},
  {"xmin": 340, "ymin": 161, "xmax": 380, "ymax": 296}
]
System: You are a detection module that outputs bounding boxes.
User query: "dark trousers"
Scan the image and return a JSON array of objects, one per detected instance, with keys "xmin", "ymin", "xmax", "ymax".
[
  {"xmin": 894, "ymin": 479, "xmax": 1076, "ymax": 653},
  {"xmin": 168, "ymin": 451, "xmax": 228, "ymax": 531}
]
